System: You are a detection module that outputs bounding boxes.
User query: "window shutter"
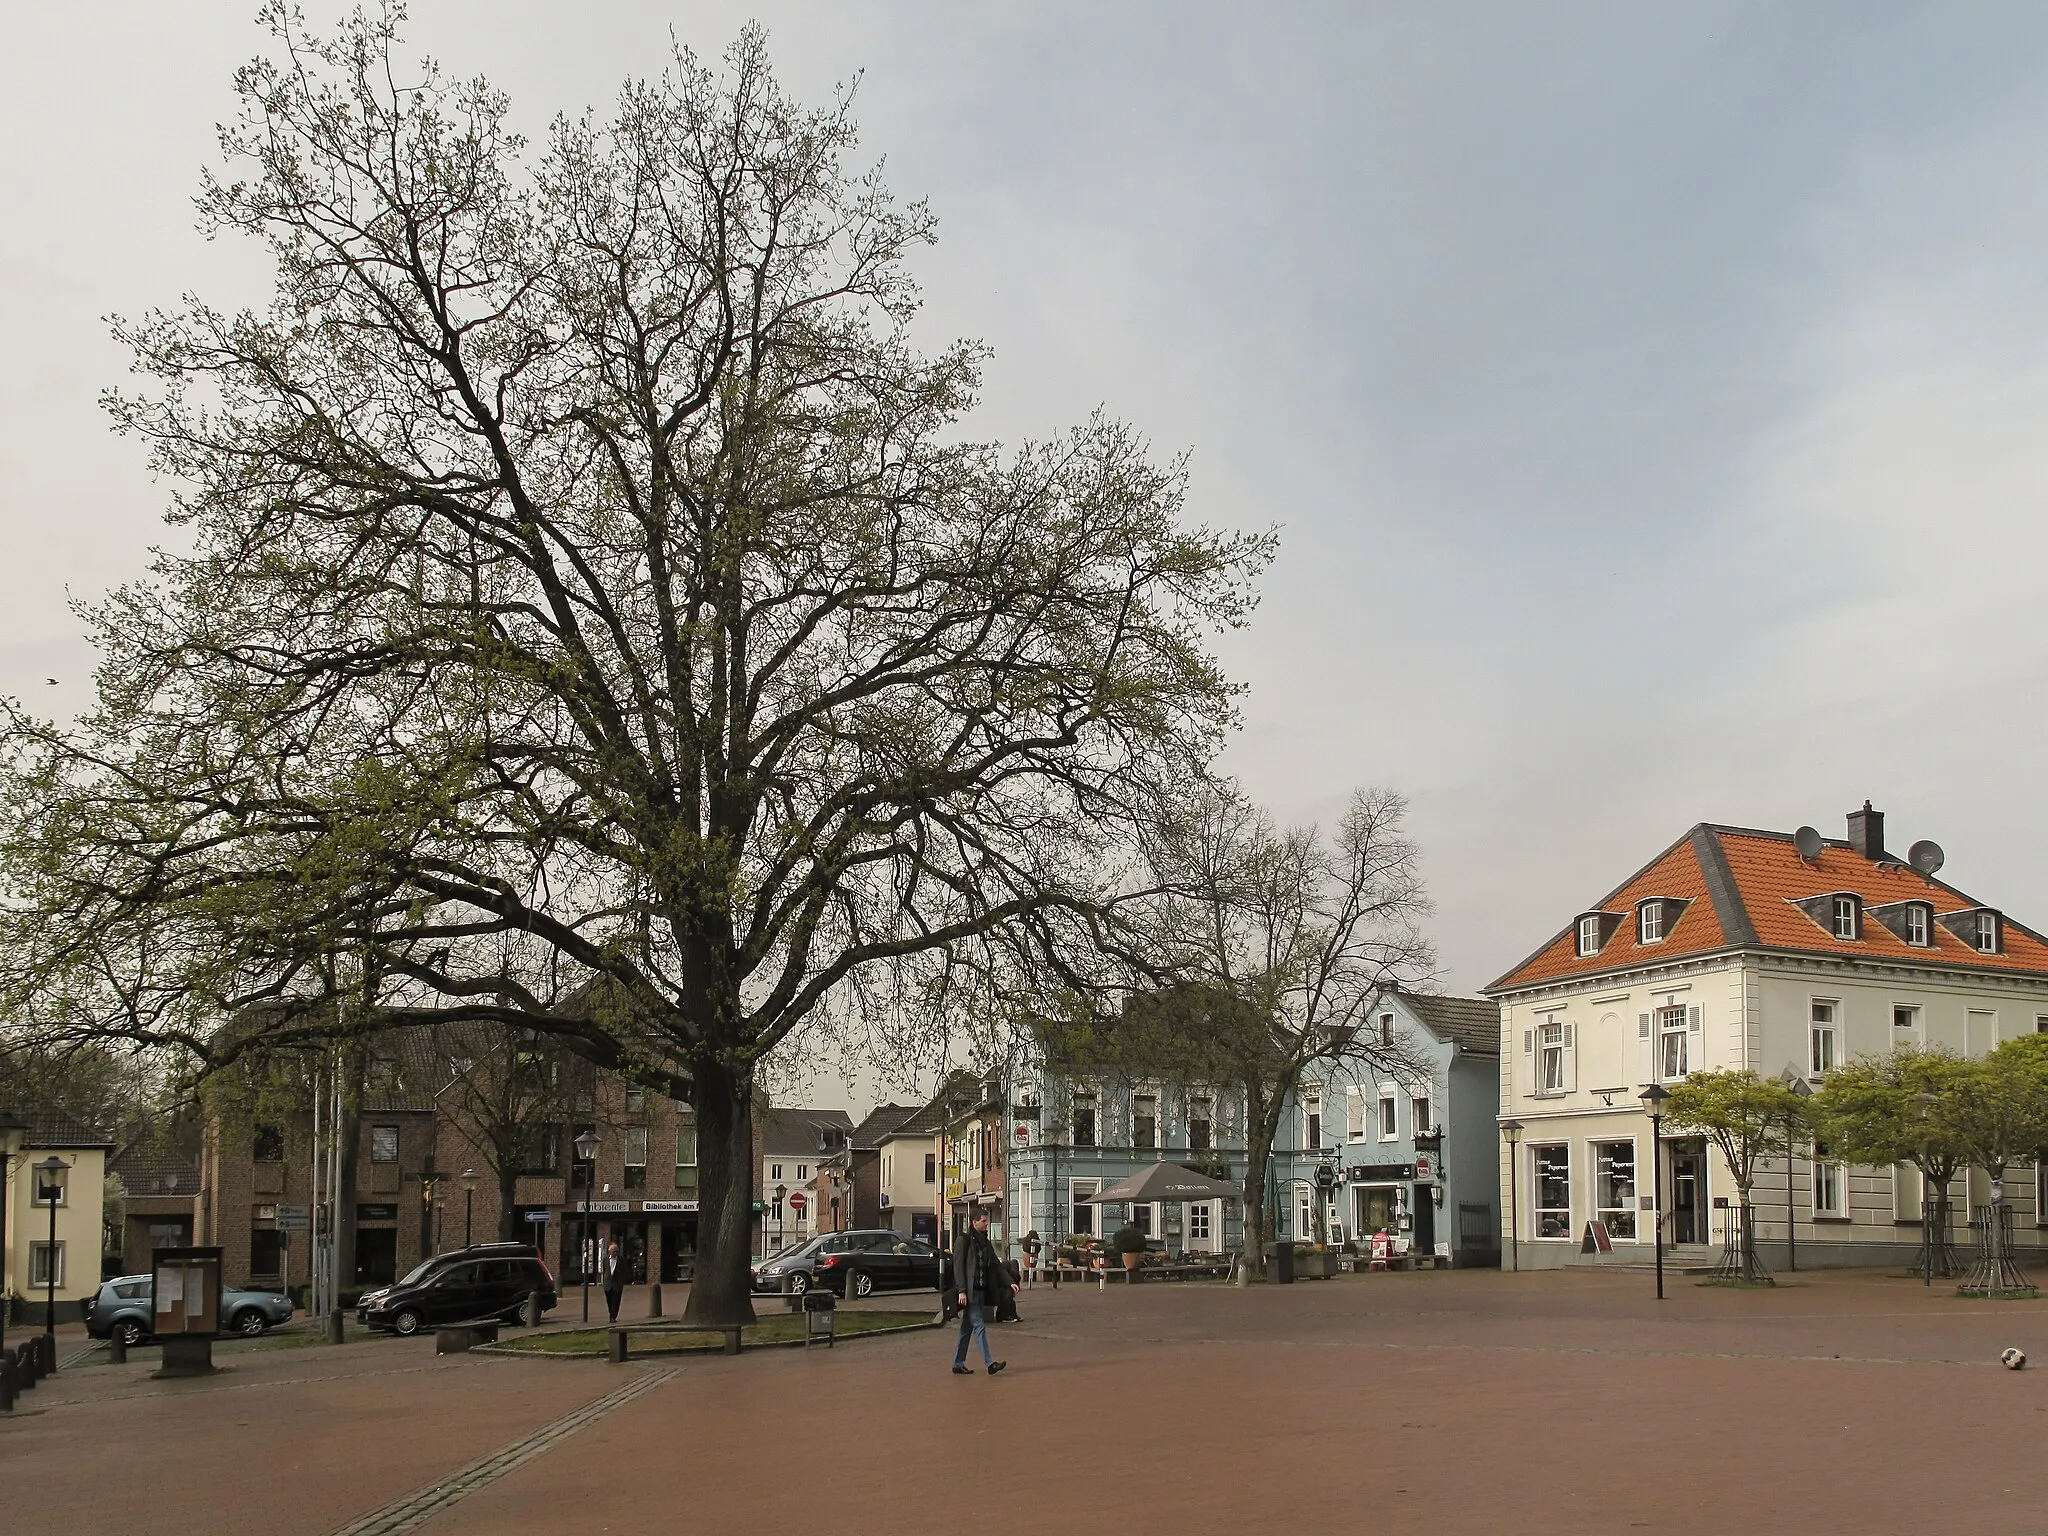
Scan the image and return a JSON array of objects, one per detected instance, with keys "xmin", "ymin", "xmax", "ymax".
[
  {"xmin": 1561, "ymin": 1022, "xmax": 1577, "ymax": 1090},
  {"xmin": 1523, "ymin": 1029, "xmax": 1533, "ymax": 1056},
  {"xmin": 1637, "ymin": 1014, "xmax": 1653, "ymax": 1084},
  {"xmin": 1687, "ymin": 1006, "xmax": 1703, "ymax": 1062}
]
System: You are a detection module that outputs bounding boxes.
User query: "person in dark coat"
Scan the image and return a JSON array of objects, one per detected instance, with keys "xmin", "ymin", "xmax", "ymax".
[
  {"xmin": 951, "ymin": 1208, "xmax": 1008, "ymax": 1376},
  {"xmin": 601, "ymin": 1238, "xmax": 625, "ymax": 1323}
]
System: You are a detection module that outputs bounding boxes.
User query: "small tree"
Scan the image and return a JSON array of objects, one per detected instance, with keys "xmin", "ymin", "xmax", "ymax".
[
  {"xmin": 1811, "ymin": 1047, "xmax": 1969, "ymax": 1279},
  {"xmin": 1946, "ymin": 1038, "xmax": 2048, "ymax": 1295},
  {"xmin": 1663, "ymin": 1069, "xmax": 1806, "ymax": 1283}
]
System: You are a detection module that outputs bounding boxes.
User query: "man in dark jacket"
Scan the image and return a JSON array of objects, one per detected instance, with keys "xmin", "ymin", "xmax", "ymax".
[{"xmin": 951, "ymin": 1208, "xmax": 1008, "ymax": 1376}]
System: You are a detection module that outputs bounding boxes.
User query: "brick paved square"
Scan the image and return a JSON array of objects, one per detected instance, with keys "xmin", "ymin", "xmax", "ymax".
[{"xmin": 14, "ymin": 1270, "xmax": 2048, "ymax": 1535}]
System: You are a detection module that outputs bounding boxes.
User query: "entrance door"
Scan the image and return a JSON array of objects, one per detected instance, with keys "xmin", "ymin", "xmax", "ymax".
[
  {"xmin": 658, "ymin": 1217, "xmax": 698, "ymax": 1282},
  {"xmin": 610, "ymin": 1220, "xmax": 649, "ymax": 1283},
  {"xmin": 354, "ymin": 1227, "xmax": 397, "ymax": 1286},
  {"xmin": 1670, "ymin": 1143, "xmax": 1707, "ymax": 1245},
  {"xmin": 1412, "ymin": 1186, "xmax": 1436, "ymax": 1255}
]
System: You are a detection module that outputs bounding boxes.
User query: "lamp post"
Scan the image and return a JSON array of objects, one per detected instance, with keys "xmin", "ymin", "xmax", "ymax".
[
  {"xmin": 37, "ymin": 1156, "xmax": 68, "ymax": 1341},
  {"xmin": 0, "ymin": 1110, "xmax": 25, "ymax": 1362},
  {"xmin": 574, "ymin": 1129, "xmax": 598, "ymax": 1323},
  {"xmin": 461, "ymin": 1168, "xmax": 478, "ymax": 1248},
  {"xmin": 1639, "ymin": 1085, "xmax": 1669, "ymax": 1301},
  {"xmin": 1497, "ymin": 1119, "xmax": 1523, "ymax": 1273}
]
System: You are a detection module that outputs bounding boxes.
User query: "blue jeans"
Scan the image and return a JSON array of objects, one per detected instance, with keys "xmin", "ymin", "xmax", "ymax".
[{"xmin": 953, "ymin": 1300, "xmax": 992, "ymax": 1368}]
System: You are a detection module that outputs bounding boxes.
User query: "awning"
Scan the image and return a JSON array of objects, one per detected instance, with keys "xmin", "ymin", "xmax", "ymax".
[{"xmin": 1083, "ymin": 1163, "xmax": 1240, "ymax": 1204}]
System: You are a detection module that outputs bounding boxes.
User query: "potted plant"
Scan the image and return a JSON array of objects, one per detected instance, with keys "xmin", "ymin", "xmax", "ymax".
[{"xmin": 1110, "ymin": 1221, "xmax": 1147, "ymax": 1275}]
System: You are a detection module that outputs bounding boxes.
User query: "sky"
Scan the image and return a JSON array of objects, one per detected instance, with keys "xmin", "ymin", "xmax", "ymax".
[{"xmin": 7, "ymin": 4, "xmax": 2048, "ymax": 1110}]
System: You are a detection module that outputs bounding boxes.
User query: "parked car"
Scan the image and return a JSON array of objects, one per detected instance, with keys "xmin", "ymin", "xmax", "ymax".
[
  {"xmin": 753, "ymin": 1229, "xmax": 943, "ymax": 1298},
  {"xmin": 356, "ymin": 1243, "xmax": 557, "ymax": 1336},
  {"xmin": 86, "ymin": 1275, "xmax": 294, "ymax": 1346}
]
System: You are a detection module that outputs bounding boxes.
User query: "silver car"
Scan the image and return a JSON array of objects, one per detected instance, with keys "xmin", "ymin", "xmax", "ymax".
[{"xmin": 86, "ymin": 1274, "xmax": 295, "ymax": 1345}]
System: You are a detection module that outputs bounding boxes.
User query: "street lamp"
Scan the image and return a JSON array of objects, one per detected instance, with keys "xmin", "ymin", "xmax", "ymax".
[
  {"xmin": 1497, "ymin": 1119, "xmax": 1523, "ymax": 1273},
  {"xmin": 1639, "ymin": 1085, "xmax": 1670, "ymax": 1301},
  {"xmin": 36, "ymin": 1156, "xmax": 68, "ymax": 1341},
  {"xmin": 574, "ymin": 1130, "xmax": 599, "ymax": 1322},
  {"xmin": 0, "ymin": 1110, "xmax": 25, "ymax": 1362},
  {"xmin": 461, "ymin": 1168, "xmax": 478, "ymax": 1248}
]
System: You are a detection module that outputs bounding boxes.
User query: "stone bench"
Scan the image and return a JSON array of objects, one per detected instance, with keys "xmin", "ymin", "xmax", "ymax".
[{"xmin": 607, "ymin": 1323, "xmax": 743, "ymax": 1363}]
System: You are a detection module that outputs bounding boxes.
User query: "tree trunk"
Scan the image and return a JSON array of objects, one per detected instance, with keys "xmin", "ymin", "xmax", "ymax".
[
  {"xmin": 334, "ymin": 1042, "xmax": 365, "ymax": 1299},
  {"xmin": 683, "ymin": 1058, "xmax": 759, "ymax": 1326},
  {"xmin": 1240, "ymin": 1128, "xmax": 1271, "ymax": 1286},
  {"xmin": 498, "ymin": 1165, "xmax": 519, "ymax": 1244}
]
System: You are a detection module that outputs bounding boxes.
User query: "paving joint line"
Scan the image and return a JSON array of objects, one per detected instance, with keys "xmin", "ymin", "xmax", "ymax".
[{"xmin": 328, "ymin": 1364, "xmax": 678, "ymax": 1536}]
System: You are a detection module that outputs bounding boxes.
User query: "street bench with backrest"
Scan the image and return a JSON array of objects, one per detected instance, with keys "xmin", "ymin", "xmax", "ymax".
[{"xmin": 607, "ymin": 1323, "xmax": 744, "ymax": 1362}]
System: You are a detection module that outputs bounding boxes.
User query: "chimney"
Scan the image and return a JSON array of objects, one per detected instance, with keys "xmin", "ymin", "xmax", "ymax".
[{"xmin": 1846, "ymin": 802, "xmax": 1885, "ymax": 861}]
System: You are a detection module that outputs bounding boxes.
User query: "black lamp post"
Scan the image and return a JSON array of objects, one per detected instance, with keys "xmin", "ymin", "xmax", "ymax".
[
  {"xmin": 1498, "ymin": 1119, "xmax": 1523, "ymax": 1273},
  {"xmin": 574, "ymin": 1129, "xmax": 599, "ymax": 1322},
  {"xmin": 37, "ymin": 1156, "xmax": 68, "ymax": 1340},
  {"xmin": 0, "ymin": 1110, "xmax": 24, "ymax": 1362},
  {"xmin": 461, "ymin": 1167, "xmax": 478, "ymax": 1248},
  {"xmin": 1639, "ymin": 1085, "xmax": 1669, "ymax": 1301}
]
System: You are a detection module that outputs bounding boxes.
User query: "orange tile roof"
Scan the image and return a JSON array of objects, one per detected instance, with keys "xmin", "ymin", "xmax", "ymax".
[{"xmin": 1488, "ymin": 824, "xmax": 2048, "ymax": 992}]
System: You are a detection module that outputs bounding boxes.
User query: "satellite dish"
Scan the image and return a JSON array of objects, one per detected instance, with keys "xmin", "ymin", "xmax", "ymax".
[
  {"xmin": 1908, "ymin": 839, "xmax": 1945, "ymax": 876},
  {"xmin": 1794, "ymin": 826, "xmax": 1823, "ymax": 863}
]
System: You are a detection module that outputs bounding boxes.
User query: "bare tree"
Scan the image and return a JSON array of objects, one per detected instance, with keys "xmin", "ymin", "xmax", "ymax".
[
  {"xmin": 0, "ymin": 13, "xmax": 1264, "ymax": 1322},
  {"xmin": 1128, "ymin": 781, "xmax": 1436, "ymax": 1281}
]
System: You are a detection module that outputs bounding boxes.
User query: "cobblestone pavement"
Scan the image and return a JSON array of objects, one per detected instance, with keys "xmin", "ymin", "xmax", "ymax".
[{"xmin": 16, "ymin": 1269, "xmax": 2048, "ymax": 1535}]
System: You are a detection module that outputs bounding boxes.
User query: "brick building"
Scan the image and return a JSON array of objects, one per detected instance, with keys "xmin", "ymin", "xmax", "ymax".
[{"xmin": 107, "ymin": 1141, "xmax": 203, "ymax": 1278}]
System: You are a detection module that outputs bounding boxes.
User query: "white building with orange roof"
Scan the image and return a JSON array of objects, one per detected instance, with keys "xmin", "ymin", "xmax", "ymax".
[{"xmin": 1487, "ymin": 804, "xmax": 2048, "ymax": 1270}]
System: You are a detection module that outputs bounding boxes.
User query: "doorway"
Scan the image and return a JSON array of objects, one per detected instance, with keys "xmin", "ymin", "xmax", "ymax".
[
  {"xmin": 1412, "ymin": 1185, "xmax": 1436, "ymax": 1255},
  {"xmin": 1668, "ymin": 1139, "xmax": 1708, "ymax": 1245},
  {"xmin": 606, "ymin": 1219, "xmax": 650, "ymax": 1283},
  {"xmin": 657, "ymin": 1216, "xmax": 698, "ymax": 1282},
  {"xmin": 354, "ymin": 1227, "xmax": 397, "ymax": 1286}
]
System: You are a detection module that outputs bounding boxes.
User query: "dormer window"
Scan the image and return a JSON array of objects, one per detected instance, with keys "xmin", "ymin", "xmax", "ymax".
[
  {"xmin": 1905, "ymin": 904, "xmax": 1929, "ymax": 946},
  {"xmin": 1639, "ymin": 902, "xmax": 1664, "ymax": 944},
  {"xmin": 1832, "ymin": 896, "xmax": 1858, "ymax": 940},
  {"xmin": 1578, "ymin": 916, "xmax": 1601, "ymax": 957},
  {"xmin": 1976, "ymin": 911, "xmax": 2000, "ymax": 954}
]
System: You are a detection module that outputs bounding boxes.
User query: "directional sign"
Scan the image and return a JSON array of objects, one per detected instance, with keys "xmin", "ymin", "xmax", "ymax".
[
  {"xmin": 276, "ymin": 1213, "xmax": 310, "ymax": 1232},
  {"xmin": 524, "ymin": 1211, "xmax": 551, "ymax": 1224}
]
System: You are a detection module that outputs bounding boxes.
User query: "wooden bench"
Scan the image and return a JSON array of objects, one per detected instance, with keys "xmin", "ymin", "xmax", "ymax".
[
  {"xmin": 435, "ymin": 1321, "xmax": 500, "ymax": 1354},
  {"xmin": 607, "ymin": 1323, "xmax": 743, "ymax": 1362}
]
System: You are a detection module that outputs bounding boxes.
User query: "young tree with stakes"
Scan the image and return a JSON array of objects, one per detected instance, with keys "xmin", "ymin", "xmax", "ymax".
[
  {"xmin": 1810, "ymin": 1047, "xmax": 1971, "ymax": 1281},
  {"xmin": 1661, "ymin": 1069, "xmax": 1807, "ymax": 1283},
  {"xmin": 0, "ymin": 14, "xmax": 1266, "ymax": 1323}
]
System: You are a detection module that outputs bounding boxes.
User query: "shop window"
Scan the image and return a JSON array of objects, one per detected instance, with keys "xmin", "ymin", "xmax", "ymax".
[
  {"xmin": 1533, "ymin": 1144, "xmax": 1571, "ymax": 1239},
  {"xmin": 1593, "ymin": 1141, "xmax": 1637, "ymax": 1240}
]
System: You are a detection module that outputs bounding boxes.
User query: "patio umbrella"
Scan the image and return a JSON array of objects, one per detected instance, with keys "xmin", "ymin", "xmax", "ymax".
[{"xmin": 1083, "ymin": 1162, "xmax": 1241, "ymax": 1204}]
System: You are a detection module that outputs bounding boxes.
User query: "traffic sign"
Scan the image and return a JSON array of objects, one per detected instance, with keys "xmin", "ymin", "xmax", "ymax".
[
  {"xmin": 790, "ymin": 1192, "xmax": 807, "ymax": 1210},
  {"xmin": 524, "ymin": 1211, "xmax": 550, "ymax": 1224},
  {"xmin": 276, "ymin": 1214, "xmax": 310, "ymax": 1232}
]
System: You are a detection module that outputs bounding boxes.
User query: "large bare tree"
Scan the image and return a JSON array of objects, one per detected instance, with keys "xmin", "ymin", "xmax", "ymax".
[{"xmin": 0, "ymin": 12, "xmax": 1265, "ymax": 1321}]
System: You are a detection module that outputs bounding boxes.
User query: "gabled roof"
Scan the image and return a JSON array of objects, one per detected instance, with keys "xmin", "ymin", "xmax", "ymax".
[
  {"xmin": 1401, "ymin": 993, "xmax": 1502, "ymax": 1056},
  {"xmin": 1489, "ymin": 821, "xmax": 2048, "ymax": 992},
  {"xmin": 110, "ymin": 1140, "xmax": 201, "ymax": 1195},
  {"xmin": 848, "ymin": 1103, "xmax": 920, "ymax": 1148},
  {"xmin": 877, "ymin": 1070, "xmax": 983, "ymax": 1142},
  {"xmin": 23, "ymin": 1110, "xmax": 115, "ymax": 1149},
  {"xmin": 760, "ymin": 1106, "xmax": 855, "ymax": 1157}
]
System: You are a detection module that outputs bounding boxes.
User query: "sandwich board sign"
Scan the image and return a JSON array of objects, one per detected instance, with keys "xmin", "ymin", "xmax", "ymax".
[{"xmin": 1579, "ymin": 1220, "xmax": 1613, "ymax": 1255}]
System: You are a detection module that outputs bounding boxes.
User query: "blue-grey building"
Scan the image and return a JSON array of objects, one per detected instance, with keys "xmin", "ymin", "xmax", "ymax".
[
  {"xmin": 1000, "ymin": 991, "xmax": 1499, "ymax": 1265},
  {"xmin": 1265, "ymin": 992, "xmax": 1501, "ymax": 1265}
]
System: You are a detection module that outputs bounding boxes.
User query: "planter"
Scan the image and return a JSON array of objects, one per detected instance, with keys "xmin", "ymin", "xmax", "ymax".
[
  {"xmin": 1121, "ymin": 1251, "xmax": 1142, "ymax": 1272},
  {"xmin": 1295, "ymin": 1250, "xmax": 1338, "ymax": 1279}
]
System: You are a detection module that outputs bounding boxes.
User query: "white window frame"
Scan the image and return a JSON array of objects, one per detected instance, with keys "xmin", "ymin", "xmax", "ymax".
[
  {"xmin": 28, "ymin": 1240, "xmax": 64, "ymax": 1288},
  {"xmin": 1069, "ymin": 1178, "xmax": 1100, "ymax": 1237},
  {"xmin": 1809, "ymin": 1000, "xmax": 1838, "ymax": 1077},
  {"xmin": 1832, "ymin": 896, "xmax": 1858, "ymax": 940},
  {"xmin": 1379, "ymin": 1011, "xmax": 1395, "ymax": 1047},
  {"xmin": 1811, "ymin": 1143, "xmax": 1844, "ymax": 1217},
  {"xmin": 1893, "ymin": 1004, "xmax": 1920, "ymax": 1040},
  {"xmin": 1347, "ymin": 1087, "xmax": 1366, "ymax": 1143},
  {"xmin": 1539, "ymin": 1022, "xmax": 1570, "ymax": 1093},
  {"xmin": 1302, "ymin": 1091, "xmax": 1322, "ymax": 1152},
  {"xmin": 1577, "ymin": 915, "xmax": 1601, "ymax": 956},
  {"xmin": 1187, "ymin": 1200, "xmax": 1214, "ymax": 1247},
  {"xmin": 1531, "ymin": 1143, "xmax": 1571, "ymax": 1240},
  {"xmin": 1592, "ymin": 1138, "xmax": 1640, "ymax": 1242},
  {"xmin": 1411, "ymin": 1093, "xmax": 1432, "ymax": 1137},
  {"xmin": 1294, "ymin": 1186, "xmax": 1313, "ymax": 1240},
  {"xmin": 1638, "ymin": 902, "xmax": 1664, "ymax": 944},
  {"xmin": 625, "ymin": 1126, "xmax": 649, "ymax": 1168},
  {"xmin": 1905, "ymin": 904, "xmax": 1929, "ymax": 946},
  {"xmin": 1657, "ymin": 1005, "xmax": 1690, "ymax": 1081},
  {"xmin": 1378, "ymin": 1088, "xmax": 1398, "ymax": 1141},
  {"xmin": 1977, "ymin": 911, "xmax": 1999, "ymax": 954}
]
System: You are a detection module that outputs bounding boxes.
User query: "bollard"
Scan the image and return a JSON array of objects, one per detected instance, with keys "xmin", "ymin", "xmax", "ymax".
[
  {"xmin": 525, "ymin": 1290, "xmax": 542, "ymax": 1327},
  {"xmin": 44, "ymin": 1333, "xmax": 58, "ymax": 1374},
  {"xmin": 1, "ymin": 1352, "xmax": 14, "ymax": 1410},
  {"xmin": 1097, "ymin": 1266, "xmax": 1106, "ymax": 1292},
  {"xmin": 647, "ymin": 1282, "xmax": 663, "ymax": 1318},
  {"xmin": 109, "ymin": 1331, "xmax": 127, "ymax": 1366},
  {"xmin": 19, "ymin": 1342, "xmax": 38, "ymax": 1389},
  {"xmin": 323, "ymin": 1309, "xmax": 344, "ymax": 1345}
]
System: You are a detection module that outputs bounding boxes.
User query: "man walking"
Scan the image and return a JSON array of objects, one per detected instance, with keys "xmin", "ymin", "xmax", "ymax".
[
  {"xmin": 601, "ymin": 1237, "xmax": 625, "ymax": 1323},
  {"xmin": 951, "ymin": 1207, "xmax": 1008, "ymax": 1377}
]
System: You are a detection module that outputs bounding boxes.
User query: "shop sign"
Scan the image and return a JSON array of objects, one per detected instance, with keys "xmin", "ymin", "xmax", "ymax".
[
  {"xmin": 640, "ymin": 1201, "xmax": 698, "ymax": 1214},
  {"xmin": 1345, "ymin": 1163, "xmax": 1414, "ymax": 1184},
  {"xmin": 585, "ymin": 1200, "xmax": 631, "ymax": 1213},
  {"xmin": 1014, "ymin": 1122, "xmax": 1030, "ymax": 1143},
  {"xmin": 357, "ymin": 1203, "xmax": 399, "ymax": 1222},
  {"xmin": 1414, "ymin": 1154, "xmax": 1433, "ymax": 1178},
  {"xmin": 945, "ymin": 1180, "xmax": 964, "ymax": 1199}
]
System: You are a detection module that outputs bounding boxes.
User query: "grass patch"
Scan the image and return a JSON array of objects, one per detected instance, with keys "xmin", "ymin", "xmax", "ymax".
[{"xmin": 490, "ymin": 1309, "xmax": 936, "ymax": 1357}]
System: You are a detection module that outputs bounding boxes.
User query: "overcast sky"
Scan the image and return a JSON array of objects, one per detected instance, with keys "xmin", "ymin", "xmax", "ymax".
[{"xmin": 7, "ymin": 4, "xmax": 2048, "ymax": 1107}]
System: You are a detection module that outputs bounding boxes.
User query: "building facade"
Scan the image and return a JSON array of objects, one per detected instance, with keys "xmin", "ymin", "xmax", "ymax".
[
  {"xmin": 874, "ymin": 1102, "xmax": 942, "ymax": 1242},
  {"xmin": 4, "ymin": 1113, "xmax": 113, "ymax": 1324},
  {"xmin": 757, "ymin": 1108, "xmax": 853, "ymax": 1257},
  {"xmin": 1489, "ymin": 807, "xmax": 2048, "ymax": 1269}
]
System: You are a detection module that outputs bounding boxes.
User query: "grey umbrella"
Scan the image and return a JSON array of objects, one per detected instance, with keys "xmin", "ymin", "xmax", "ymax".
[{"xmin": 1083, "ymin": 1162, "xmax": 1240, "ymax": 1204}]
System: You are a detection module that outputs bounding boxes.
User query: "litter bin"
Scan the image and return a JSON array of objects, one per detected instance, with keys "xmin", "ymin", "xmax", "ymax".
[{"xmin": 1263, "ymin": 1240, "xmax": 1296, "ymax": 1284}]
